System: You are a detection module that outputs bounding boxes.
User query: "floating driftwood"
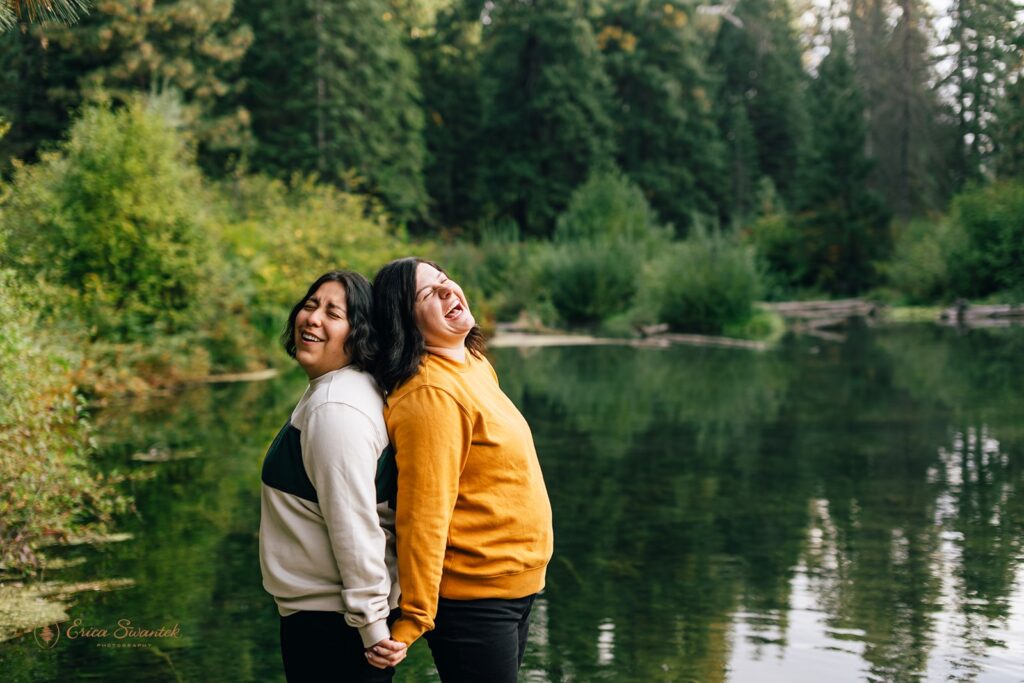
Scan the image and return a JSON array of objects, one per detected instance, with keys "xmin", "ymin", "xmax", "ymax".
[
  {"xmin": 196, "ymin": 368, "xmax": 279, "ymax": 384},
  {"xmin": 490, "ymin": 331, "xmax": 766, "ymax": 351},
  {"xmin": 761, "ymin": 298, "xmax": 879, "ymax": 320},
  {"xmin": 939, "ymin": 301, "xmax": 1024, "ymax": 328}
]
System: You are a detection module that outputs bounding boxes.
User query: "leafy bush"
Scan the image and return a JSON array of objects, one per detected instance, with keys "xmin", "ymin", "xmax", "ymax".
[
  {"xmin": 534, "ymin": 239, "xmax": 641, "ymax": 326},
  {"xmin": 883, "ymin": 217, "xmax": 965, "ymax": 304},
  {"xmin": 1, "ymin": 102, "xmax": 209, "ymax": 341},
  {"xmin": 0, "ymin": 271, "xmax": 129, "ymax": 573},
  {"xmin": 554, "ymin": 169, "xmax": 668, "ymax": 251},
  {"xmin": 535, "ymin": 170, "xmax": 667, "ymax": 326},
  {"xmin": 212, "ymin": 173, "xmax": 410, "ymax": 340},
  {"xmin": 947, "ymin": 180, "xmax": 1024, "ymax": 298},
  {"xmin": 744, "ymin": 211, "xmax": 808, "ymax": 299},
  {"xmin": 641, "ymin": 226, "xmax": 762, "ymax": 334}
]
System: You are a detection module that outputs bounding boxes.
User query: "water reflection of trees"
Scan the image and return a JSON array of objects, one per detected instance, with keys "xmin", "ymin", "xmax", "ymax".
[{"xmin": 491, "ymin": 327, "xmax": 1024, "ymax": 683}]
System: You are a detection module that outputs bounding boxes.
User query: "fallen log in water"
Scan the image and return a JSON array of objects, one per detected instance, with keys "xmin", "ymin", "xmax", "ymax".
[
  {"xmin": 939, "ymin": 301, "xmax": 1024, "ymax": 326},
  {"xmin": 760, "ymin": 299, "xmax": 879, "ymax": 320}
]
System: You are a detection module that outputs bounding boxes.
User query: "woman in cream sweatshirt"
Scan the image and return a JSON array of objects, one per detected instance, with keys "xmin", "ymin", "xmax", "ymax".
[{"xmin": 259, "ymin": 270, "xmax": 406, "ymax": 681}]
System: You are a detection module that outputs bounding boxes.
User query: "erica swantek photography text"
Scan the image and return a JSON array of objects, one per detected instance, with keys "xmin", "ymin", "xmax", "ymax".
[{"xmin": 35, "ymin": 618, "xmax": 182, "ymax": 649}]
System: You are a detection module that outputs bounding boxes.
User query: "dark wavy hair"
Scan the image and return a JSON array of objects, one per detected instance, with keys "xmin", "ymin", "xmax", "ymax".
[
  {"xmin": 282, "ymin": 270, "xmax": 376, "ymax": 372},
  {"xmin": 371, "ymin": 257, "xmax": 485, "ymax": 394}
]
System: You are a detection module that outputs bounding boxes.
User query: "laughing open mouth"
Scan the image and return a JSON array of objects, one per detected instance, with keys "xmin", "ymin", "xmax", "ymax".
[
  {"xmin": 301, "ymin": 331, "xmax": 324, "ymax": 342},
  {"xmin": 444, "ymin": 302, "xmax": 464, "ymax": 319}
]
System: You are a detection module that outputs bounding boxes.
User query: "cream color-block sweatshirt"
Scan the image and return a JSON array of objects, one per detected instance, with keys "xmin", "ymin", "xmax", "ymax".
[{"xmin": 259, "ymin": 366, "xmax": 399, "ymax": 647}]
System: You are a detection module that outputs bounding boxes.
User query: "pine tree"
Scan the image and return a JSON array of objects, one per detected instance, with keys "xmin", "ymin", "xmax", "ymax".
[
  {"xmin": 411, "ymin": 0, "xmax": 487, "ymax": 232},
  {"xmin": 239, "ymin": 0, "xmax": 427, "ymax": 223},
  {"xmin": 849, "ymin": 0, "xmax": 947, "ymax": 217},
  {"xmin": 479, "ymin": 0, "xmax": 615, "ymax": 237},
  {"xmin": 799, "ymin": 32, "xmax": 890, "ymax": 294},
  {"xmin": 943, "ymin": 0, "xmax": 1022, "ymax": 184},
  {"xmin": 710, "ymin": 0, "xmax": 811, "ymax": 210},
  {"xmin": 595, "ymin": 0, "xmax": 727, "ymax": 233},
  {"xmin": 994, "ymin": 74, "xmax": 1024, "ymax": 178},
  {"xmin": 0, "ymin": 1, "xmax": 252, "ymax": 171}
]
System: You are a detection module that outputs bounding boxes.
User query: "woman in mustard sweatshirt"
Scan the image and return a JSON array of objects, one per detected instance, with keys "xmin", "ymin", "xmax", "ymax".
[{"xmin": 367, "ymin": 257, "xmax": 554, "ymax": 682}]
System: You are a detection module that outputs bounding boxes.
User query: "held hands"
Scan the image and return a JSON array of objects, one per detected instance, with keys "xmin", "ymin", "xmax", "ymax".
[{"xmin": 365, "ymin": 637, "xmax": 407, "ymax": 669}]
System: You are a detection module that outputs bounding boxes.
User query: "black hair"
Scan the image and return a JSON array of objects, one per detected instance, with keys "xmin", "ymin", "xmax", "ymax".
[
  {"xmin": 281, "ymin": 270, "xmax": 376, "ymax": 372},
  {"xmin": 371, "ymin": 257, "xmax": 485, "ymax": 394}
]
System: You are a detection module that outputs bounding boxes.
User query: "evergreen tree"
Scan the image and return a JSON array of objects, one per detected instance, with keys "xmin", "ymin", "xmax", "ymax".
[
  {"xmin": 710, "ymin": 0, "xmax": 811, "ymax": 211},
  {"xmin": 994, "ymin": 74, "xmax": 1024, "ymax": 178},
  {"xmin": 0, "ymin": 1, "xmax": 252, "ymax": 171},
  {"xmin": 595, "ymin": 0, "xmax": 727, "ymax": 233},
  {"xmin": 239, "ymin": 0, "xmax": 427, "ymax": 223},
  {"xmin": 799, "ymin": 32, "xmax": 890, "ymax": 294},
  {"xmin": 943, "ymin": 0, "xmax": 1022, "ymax": 184},
  {"xmin": 411, "ymin": 0, "xmax": 486, "ymax": 231},
  {"xmin": 479, "ymin": 0, "xmax": 615, "ymax": 237},
  {"xmin": 850, "ymin": 0, "xmax": 947, "ymax": 217}
]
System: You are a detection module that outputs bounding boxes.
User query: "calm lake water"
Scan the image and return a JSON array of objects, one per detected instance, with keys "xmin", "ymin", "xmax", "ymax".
[{"xmin": 2, "ymin": 324, "xmax": 1023, "ymax": 682}]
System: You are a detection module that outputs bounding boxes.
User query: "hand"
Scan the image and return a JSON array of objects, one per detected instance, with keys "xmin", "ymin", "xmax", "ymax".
[{"xmin": 365, "ymin": 637, "xmax": 407, "ymax": 669}]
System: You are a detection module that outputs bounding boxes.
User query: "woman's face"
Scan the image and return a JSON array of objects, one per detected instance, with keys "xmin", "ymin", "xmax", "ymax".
[
  {"xmin": 413, "ymin": 262, "xmax": 475, "ymax": 349},
  {"xmin": 293, "ymin": 280, "xmax": 352, "ymax": 379}
]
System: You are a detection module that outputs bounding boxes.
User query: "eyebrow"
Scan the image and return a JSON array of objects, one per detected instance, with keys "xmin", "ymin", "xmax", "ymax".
[
  {"xmin": 305, "ymin": 296, "xmax": 346, "ymax": 313},
  {"xmin": 415, "ymin": 272, "xmax": 447, "ymax": 299}
]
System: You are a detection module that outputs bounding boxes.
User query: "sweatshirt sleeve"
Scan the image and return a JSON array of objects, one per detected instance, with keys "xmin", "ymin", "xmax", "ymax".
[
  {"xmin": 301, "ymin": 402, "xmax": 392, "ymax": 648},
  {"xmin": 387, "ymin": 386, "xmax": 473, "ymax": 645}
]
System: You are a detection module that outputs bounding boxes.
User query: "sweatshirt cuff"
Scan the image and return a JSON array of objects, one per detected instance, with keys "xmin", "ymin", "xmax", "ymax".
[
  {"xmin": 359, "ymin": 618, "xmax": 391, "ymax": 649},
  {"xmin": 390, "ymin": 617, "xmax": 427, "ymax": 646}
]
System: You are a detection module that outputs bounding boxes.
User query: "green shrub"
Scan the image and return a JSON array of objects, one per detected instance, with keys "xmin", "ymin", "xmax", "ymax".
[
  {"xmin": 555, "ymin": 169, "xmax": 668, "ymax": 252},
  {"xmin": 641, "ymin": 226, "xmax": 762, "ymax": 334},
  {"xmin": 947, "ymin": 180, "xmax": 1024, "ymax": 298},
  {"xmin": 213, "ymin": 174, "xmax": 410, "ymax": 340},
  {"xmin": 883, "ymin": 217, "xmax": 965, "ymax": 304},
  {"xmin": 0, "ymin": 271, "xmax": 129, "ymax": 573},
  {"xmin": 1, "ymin": 102, "xmax": 209, "ymax": 341},
  {"xmin": 534, "ymin": 239, "xmax": 641, "ymax": 326},
  {"xmin": 536, "ymin": 170, "xmax": 667, "ymax": 326},
  {"xmin": 744, "ymin": 211, "xmax": 808, "ymax": 299}
]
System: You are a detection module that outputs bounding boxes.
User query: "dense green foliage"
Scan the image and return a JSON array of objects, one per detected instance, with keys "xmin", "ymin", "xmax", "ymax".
[
  {"xmin": 2, "ymin": 102, "xmax": 210, "ymax": 341},
  {"xmin": 947, "ymin": 180, "xmax": 1024, "ymax": 298},
  {"xmin": 640, "ymin": 226, "xmax": 762, "ymax": 334},
  {"xmin": 238, "ymin": 0, "xmax": 427, "ymax": 222},
  {"xmin": 479, "ymin": 0, "xmax": 615, "ymax": 237},
  {"xmin": 0, "ymin": 270, "xmax": 128, "ymax": 573},
  {"xmin": 0, "ymin": 0, "xmax": 252, "ymax": 170},
  {"xmin": 596, "ymin": 0, "xmax": 726, "ymax": 232},
  {"xmin": 797, "ymin": 33, "xmax": 890, "ymax": 295}
]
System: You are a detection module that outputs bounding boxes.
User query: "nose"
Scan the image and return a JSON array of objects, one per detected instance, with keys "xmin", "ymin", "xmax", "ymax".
[
  {"xmin": 307, "ymin": 307, "xmax": 324, "ymax": 326},
  {"xmin": 437, "ymin": 283, "xmax": 453, "ymax": 299}
]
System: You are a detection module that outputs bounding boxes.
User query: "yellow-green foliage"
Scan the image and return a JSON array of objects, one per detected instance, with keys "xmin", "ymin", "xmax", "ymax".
[
  {"xmin": 212, "ymin": 174, "xmax": 411, "ymax": 340},
  {"xmin": 2, "ymin": 102, "xmax": 209, "ymax": 342},
  {"xmin": 0, "ymin": 271, "xmax": 128, "ymax": 573}
]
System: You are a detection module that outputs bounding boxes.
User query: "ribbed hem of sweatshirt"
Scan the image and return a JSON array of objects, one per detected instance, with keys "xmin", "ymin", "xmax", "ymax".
[
  {"xmin": 390, "ymin": 564, "xmax": 548, "ymax": 645},
  {"xmin": 441, "ymin": 563, "xmax": 548, "ymax": 600}
]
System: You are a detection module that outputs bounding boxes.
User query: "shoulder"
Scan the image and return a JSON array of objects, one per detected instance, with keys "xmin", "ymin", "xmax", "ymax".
[{"xmin": 306, "ymin": 367, "xmax": 385, "ymax": 422}]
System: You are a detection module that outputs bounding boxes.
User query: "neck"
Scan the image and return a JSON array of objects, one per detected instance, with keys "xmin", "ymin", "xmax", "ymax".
[{"xmin": 424, "ymin": 343, "xmax": 466, "ymax": 363}]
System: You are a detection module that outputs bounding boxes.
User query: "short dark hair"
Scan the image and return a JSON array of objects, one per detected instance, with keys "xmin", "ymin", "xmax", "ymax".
[
  {"xmin": 371, "ymin": 257, "xmax": 485, "ymax": 394},
  {"xmin": 281, "ymin": 270, "xmax": 376, "ymax": 372}
]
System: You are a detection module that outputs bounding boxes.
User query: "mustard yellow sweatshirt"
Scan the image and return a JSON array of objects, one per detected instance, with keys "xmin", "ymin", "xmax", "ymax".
[{"xmin": 385, "ymin": 351, "xmax": 553, "ymax": 645}]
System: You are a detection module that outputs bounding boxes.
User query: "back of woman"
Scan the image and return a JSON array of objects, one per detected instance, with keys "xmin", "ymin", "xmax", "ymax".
[{"xmin": 369, "ymin": 257, "xmax": 554, "ymax": 683}]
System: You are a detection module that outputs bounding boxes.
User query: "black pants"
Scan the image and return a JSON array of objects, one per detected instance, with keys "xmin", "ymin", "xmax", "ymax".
[
  {"xmin": 424, "ymin": 594, "xmax": 537, "ymax": 683},
  {"xmin": 279, "ymin": 611, "xmax": 395, "ymax": 683}
]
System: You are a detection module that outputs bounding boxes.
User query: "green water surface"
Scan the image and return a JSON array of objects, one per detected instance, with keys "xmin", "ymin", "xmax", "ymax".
[{"xmin": 2, "ymin": 324, "xmax": 1022, "ymax": 682}]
